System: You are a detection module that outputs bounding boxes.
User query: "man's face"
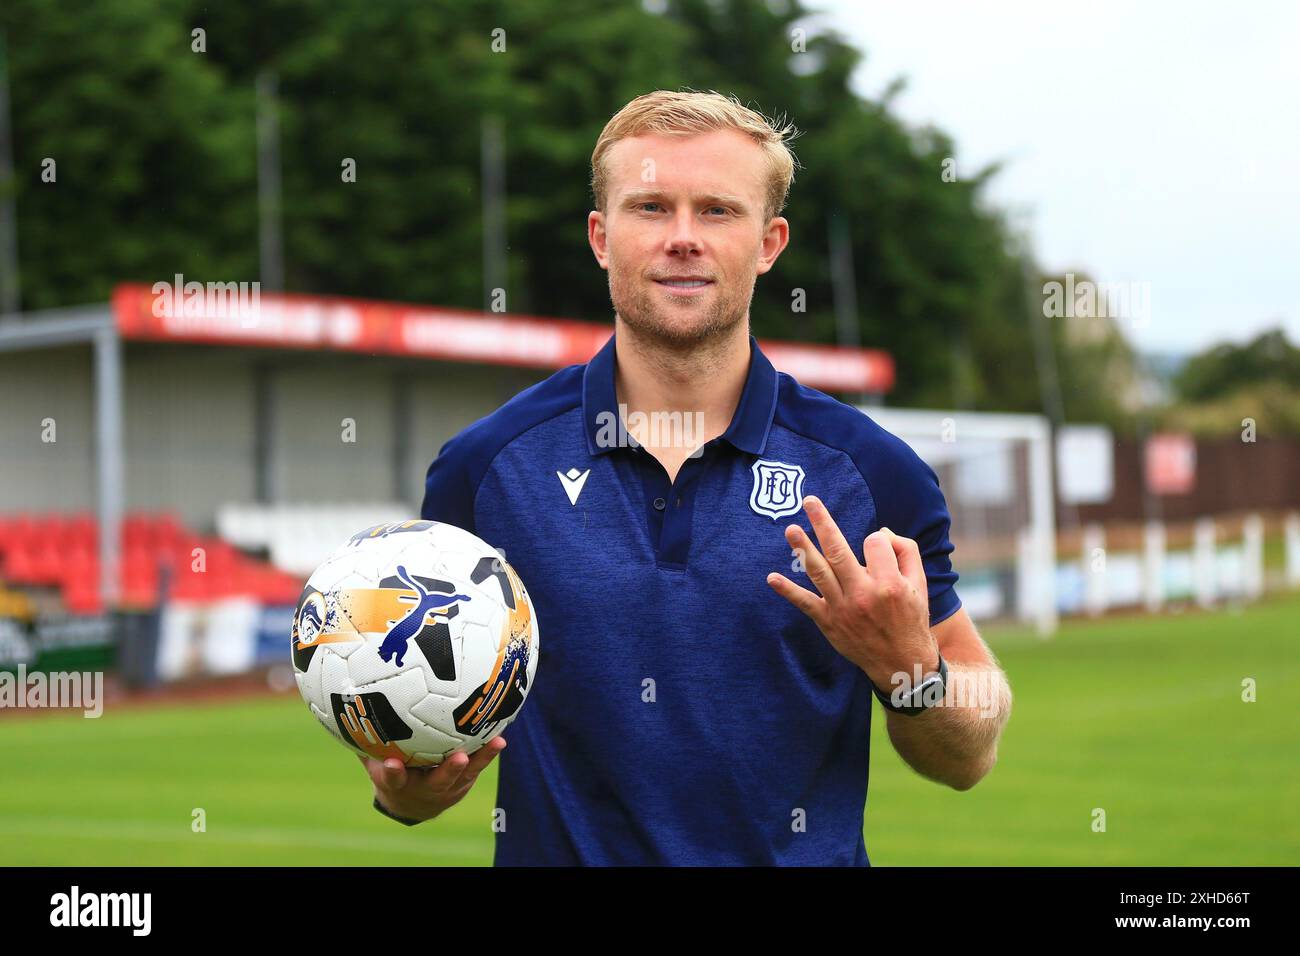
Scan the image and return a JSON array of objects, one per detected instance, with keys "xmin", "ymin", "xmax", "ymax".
[{"xmin": 588, "ymin": 129, "xmax": 789, "ymax": 348}]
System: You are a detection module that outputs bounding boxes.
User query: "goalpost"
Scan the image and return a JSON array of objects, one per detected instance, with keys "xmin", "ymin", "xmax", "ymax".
[{"xmin": 856, "ymin": 406, "xmax": 1058, "ymax": 636}]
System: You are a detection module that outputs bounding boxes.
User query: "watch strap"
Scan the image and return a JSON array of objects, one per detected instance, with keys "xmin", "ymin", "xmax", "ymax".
[{"xmin": 872, "ymin": 652, "xmax": 948, "ymax": 716}]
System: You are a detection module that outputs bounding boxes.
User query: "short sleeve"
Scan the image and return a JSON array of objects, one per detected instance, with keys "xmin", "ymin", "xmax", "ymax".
[
  {"xmin": 863, "ymin": 437, "xmax": 962, "ymax": 629},
  {"xmin": 419, "ymin": 432, "xmax": 478, "ymax": 534}
]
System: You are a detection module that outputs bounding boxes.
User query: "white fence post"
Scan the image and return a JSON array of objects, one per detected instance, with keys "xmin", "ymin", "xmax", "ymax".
[
  {"xmin": 1143, "ymin": 520, "xmax": 1166, "ymax": 613},
  {"xmin": 1242, "ymin": 513, "xmax": 1264, "ymax": 601},
  {"xmin": 1016, "ymin": 528, "xmax": 1056, "ymax": 638},
  {"xmin": 1286, "ymin": 513, "xmax": 1300, "ymax": 589},
  {"xmin": 1193, "ymin": 517, "xmax": 1217, "ymax": 609},
  {"xmin": 1082, "ymin": 523, "xmax": 1107, "ymax": 617}
]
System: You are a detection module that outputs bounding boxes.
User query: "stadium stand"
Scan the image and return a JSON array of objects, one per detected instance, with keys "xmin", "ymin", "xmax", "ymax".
[{"xmin": 0, "ymin": 511, "xmax": 302, "ymax": 614}]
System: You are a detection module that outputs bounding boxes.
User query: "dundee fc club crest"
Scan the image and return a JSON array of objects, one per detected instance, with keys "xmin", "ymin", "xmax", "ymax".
[{"xmin": 749, "ymin": 459, "xmax": 806, "ymax": 519}]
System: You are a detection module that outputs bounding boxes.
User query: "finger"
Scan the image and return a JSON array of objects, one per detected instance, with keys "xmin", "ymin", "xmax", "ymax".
[
  {"xmin": 784, "ymin": 522, "xmax": 841, "ymax": 601},
  {"xmin": 356, "ymin": 753, "xmax": 383, "ymax": 788},
  {"xmin": 358, "ymin": 753, "xmax": 409, "ymax": 792},
  {"xmin": 454, "ymin": 738, "xmax": 507, "ymax": 792},
  {"xmin": 883, "ymin": 529, "xmax": 928, "ymax": 592},
  {"xmin": 767, "ymin": 571, "xmax": 827, "ymax": 624},
  {"xmin": 803, "ymin": 496, "xmax": 865, "ymax": 591},
  {"xmin": 862, "ymin": 528, "xmax": 902, "ymax": 583},
  {"xmin": 463, "ymin": 735, "xmax": 507, "ymax": 776},
  {"xmin": 379, "ymin": 757, "xmax": 408, "ymax": 790},
  {"xmin": 425, "ymin": 750, "xmax": 471, "ymax": 793}
]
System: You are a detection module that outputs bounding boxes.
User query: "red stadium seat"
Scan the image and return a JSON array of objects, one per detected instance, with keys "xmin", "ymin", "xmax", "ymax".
[
  {"xmin": 0, "ymin": 513, "xmax": 38, "ymax": 557},
  {"xmin": 59, "ymin": 546, "xmax": 98, "ymax": 588},
  {"xmin": 63, "ymin": 581, "xmax": 104, "ymax": 615},
  {"xmin": 29, "ymin": 543, "xmax": 64, "ymax": 586},
  {"xmin": 123, "ymin": 514, "xmax": 153, "ymax": 551},
  {"xmin": 1, "ymin": 545, "xmax": 37, "ymax": 584},
  {"xmin": 1, "ymin": 509, "xmax": 304, "ymax": 612},
  {"xmin": 153, "ymin": 513, "xmax": 183, "ymax": 550},
  {"xmin": 67, "ymin": 512, "xmax": 97, "ymax": 550},
  {"xmin": 39, "ymin": 513, "xmax": 67, "ymax": 550}
]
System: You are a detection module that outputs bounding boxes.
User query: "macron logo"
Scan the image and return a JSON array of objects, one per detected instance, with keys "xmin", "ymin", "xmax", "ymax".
[{"xmin": 557, "ymin": 467, "xmax": 591, "ymax": 505}]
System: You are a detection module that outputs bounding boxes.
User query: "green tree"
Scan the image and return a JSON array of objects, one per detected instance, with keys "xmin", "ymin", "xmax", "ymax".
[
  {"xmin": 1173, "ymin": 327, "xmax": 1300, "ymax": 402},
  {"xmin": 3, "ymin": 0, "xmax": 1132, "ymax": 424}
]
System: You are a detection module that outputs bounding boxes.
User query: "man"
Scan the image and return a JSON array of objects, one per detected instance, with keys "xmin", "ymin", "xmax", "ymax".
[{"xmin": 359, "ymin": 89, "xmax": 1012, "ymax": 865}]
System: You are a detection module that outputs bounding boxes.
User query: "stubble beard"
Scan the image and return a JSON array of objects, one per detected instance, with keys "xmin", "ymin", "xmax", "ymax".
[{"xmin": 608, "ymin": 262, "xmax": 756, "ymax": 351}]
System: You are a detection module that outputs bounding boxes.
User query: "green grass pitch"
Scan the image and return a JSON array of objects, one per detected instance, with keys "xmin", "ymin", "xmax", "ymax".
[{"xmin": 1, "ymin": 593, "xmax": 1297, "ymax": 865}]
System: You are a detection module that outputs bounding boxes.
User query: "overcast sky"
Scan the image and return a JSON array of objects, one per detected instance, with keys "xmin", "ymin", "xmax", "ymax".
[{"xmin": 812, "ymin": 0, "xmax": 1300, "ymax": 354}]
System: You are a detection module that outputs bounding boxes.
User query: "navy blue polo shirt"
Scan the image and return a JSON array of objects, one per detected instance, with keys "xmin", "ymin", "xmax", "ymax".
[{"xmin": 420, "ymin": 331, "xmax": 961, "ymax": 866}]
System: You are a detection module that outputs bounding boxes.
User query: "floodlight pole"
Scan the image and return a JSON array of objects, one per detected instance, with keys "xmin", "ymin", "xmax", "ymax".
[
  {"xmin": 0, "ymin": 30, "xmax": 19, "ymax": 317},
  {"xmin": 257, "ymin": 69, "xmax": 284, "ymax": 293},
  {"xmin": 829, "ymin": 210, "xmax": 873, "ymax": 406},
  {"xmin": 481, "ymin": 115, "xmax": 506, "ymax": 314},
  {"xmin": 94, "ymin": 324, "xmax": 124, "ymax": 607}
]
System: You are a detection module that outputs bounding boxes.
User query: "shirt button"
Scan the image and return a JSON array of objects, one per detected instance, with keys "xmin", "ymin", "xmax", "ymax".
[{"xmin": 653, "ymin": 496, "xmax": 667, "ymax": 511}]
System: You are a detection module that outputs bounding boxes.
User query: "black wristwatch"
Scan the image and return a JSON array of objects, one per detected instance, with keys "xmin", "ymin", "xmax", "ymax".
[
  {"xmin": 871, "ymin": 652, "xmax": 948, "ymax": 716},
  {"xmin": 373, "ymin": 795, "xmax": 423, "ymax": 827}
]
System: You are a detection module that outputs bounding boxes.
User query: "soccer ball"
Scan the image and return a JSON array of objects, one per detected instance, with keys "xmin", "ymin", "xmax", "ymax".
[{"xmin": 290, "ymin": 519, "xmax": 539, "ymax": 766}]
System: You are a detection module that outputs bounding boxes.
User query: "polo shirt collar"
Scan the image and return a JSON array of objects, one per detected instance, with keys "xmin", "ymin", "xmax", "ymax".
[{"xmin": 582, "ymin": 330, "xmax": 778, "ymax": 458}]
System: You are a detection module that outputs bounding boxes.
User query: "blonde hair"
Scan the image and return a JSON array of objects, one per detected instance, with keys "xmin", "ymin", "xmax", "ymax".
[{"xmin": 590, "ymin": 89, "xmax": 800, "ymax": 223}]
